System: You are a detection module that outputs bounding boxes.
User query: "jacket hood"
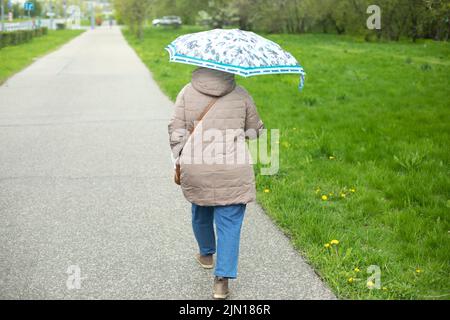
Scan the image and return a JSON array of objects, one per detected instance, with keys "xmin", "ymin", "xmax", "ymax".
[{"xmin": 191, "ymin": 67, "xmax": 236, "ymax": 97}]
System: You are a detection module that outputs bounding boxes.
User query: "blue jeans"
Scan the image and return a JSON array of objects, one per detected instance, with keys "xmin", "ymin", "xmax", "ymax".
[{"xmin": 191, "ymin": 203, "xmax": 246, "ymax": 279}]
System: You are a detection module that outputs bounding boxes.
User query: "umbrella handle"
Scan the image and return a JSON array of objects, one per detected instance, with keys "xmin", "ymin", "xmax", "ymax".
[{"xmin": 298, "ymin": 73, "xmax": 305, "ymax": 91}]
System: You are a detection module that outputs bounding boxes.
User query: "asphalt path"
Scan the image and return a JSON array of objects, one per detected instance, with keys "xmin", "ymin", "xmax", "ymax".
[{"xmin": 0, "ymin": 27, "xmax": 335, "ymax": 300}]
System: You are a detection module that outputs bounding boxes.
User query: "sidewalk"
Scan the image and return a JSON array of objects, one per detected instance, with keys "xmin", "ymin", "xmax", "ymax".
[{"xmin": 0, "ymin": 27, "xmax": 335, "ymax": 299}]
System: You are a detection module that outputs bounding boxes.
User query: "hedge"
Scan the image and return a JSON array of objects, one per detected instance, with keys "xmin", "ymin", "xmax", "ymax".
[{"xmin": 0, "ymin": 27, "xmax": 49, "ymax": 49}]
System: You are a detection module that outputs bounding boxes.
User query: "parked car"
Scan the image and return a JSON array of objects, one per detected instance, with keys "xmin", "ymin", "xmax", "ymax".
[{"xmin": 152, "ymin": 16, "xmax": 182, "ymax": 27}]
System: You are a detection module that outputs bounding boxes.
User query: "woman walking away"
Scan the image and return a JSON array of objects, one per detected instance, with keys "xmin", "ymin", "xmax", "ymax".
[{"xmin": 168, "ymin": 67, "xmax": 264, "ymax": 299}]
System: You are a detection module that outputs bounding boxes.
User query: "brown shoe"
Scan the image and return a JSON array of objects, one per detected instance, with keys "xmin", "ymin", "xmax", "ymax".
[
  {"xmin": 213, "ymin": 276, "xmax": 230, "ymax": 300},
  {"xmin": 195, "ymin": 253, "xmax": 214, "ymax": 269}
]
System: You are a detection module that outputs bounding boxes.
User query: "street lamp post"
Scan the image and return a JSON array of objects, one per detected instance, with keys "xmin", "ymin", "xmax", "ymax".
[
  {"xmin": 90, "ymin": 1, "xmax": 95, "ymax": 30},
  {"xmin": 49, "ymin": 0, "xmax": 53, "ymax": 30},
  {"xmin": 1, "ymin": 2, "xmax": 4, "ymax": 32},
  {"xmin": 63, "ymin": 0, "xmax": 66, "ymax": 21}
]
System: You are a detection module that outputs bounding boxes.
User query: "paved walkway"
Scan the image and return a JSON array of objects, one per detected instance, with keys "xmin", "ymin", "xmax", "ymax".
[{"xmin": 0, "ymin": 27, "xmax": 335, "ymax": 299}]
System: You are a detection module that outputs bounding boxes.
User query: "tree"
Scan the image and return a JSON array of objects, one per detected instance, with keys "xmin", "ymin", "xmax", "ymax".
[
  {"xmin": 114, "ymin": 0, "xmax": 151, "ymax": 39},
  {"xmin": 231, "ymin": 0, "xmax": 259, "ymax": 30},
  {"xmin": 29, "ymin": 0, "xmax": 43, "ymax": 18},
  {"xmin": 423, "ymin": 0, "xmax": 450, "ymax": 41},
  {"xmin": 11, "ymin": 2, "xmax": 22, "ymax": 19},
  {"xmin": 112, "ymin": 0, "xmax": 449, "ymax": 41},
  {"xmin": 150, "ymin": 0, "xmax": 205, "ymax": 25},
  {"xmin": 202, "ymin": 0, "xmax": 238, "ymax": 28}
]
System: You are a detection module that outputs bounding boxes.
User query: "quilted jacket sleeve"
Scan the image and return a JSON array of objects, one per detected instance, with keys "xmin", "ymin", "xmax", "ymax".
[
  {"xmin": 168, "ymin": 85, "xmax": 189, "ymax": 159},
  {"xmin": 244, "ymin": 93, "xmax": 264, "ymax": 139}
]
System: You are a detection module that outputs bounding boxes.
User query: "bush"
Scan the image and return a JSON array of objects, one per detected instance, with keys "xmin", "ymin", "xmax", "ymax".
[
  {"xmin": 95, "ymin": 16, "xmax": 103, "ymax": 26},
  {"xmin": 0, "ymin": 27, "xmax": 48, "ymax": 49},
  {"xmin": 2, "ymin": 32, "xmax": 10, "ymax": 47},
  {"xmin": 33, "ymin": 28, "xmax": 43, "ymax": 37},
  {"xmin": 56, "ymin": 23, "xmax": 66, "ymax": 30}
]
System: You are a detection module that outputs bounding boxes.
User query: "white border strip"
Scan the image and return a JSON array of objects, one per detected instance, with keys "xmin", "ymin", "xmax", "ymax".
[{"xmin": 165, "ymin": 47, "xmax": 305, "ymax": 78}]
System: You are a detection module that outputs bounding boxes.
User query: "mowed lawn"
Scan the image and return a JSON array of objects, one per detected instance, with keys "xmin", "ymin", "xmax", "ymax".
[
  {"xmin": 0, "ymin": 30, "xmax": 84, "ymax": 84},
  {"xmin": 124, "ymin": 26, "xmax": 450, "ymax": 299}
]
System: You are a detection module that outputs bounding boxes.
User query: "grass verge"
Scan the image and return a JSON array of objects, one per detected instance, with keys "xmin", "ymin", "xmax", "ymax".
[
  {"xmin": 124, "ymin": 26, "xmax": 450, "ymax": 299},
  {"xmin": 0, "ymin": 29, "xmax": 84, "ymax": 84}
]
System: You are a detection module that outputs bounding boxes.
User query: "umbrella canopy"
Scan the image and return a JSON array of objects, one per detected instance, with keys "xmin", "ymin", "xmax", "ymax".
[{"xmin": 166, "ymin": 29, "xmax": 306, "ymax": 90}]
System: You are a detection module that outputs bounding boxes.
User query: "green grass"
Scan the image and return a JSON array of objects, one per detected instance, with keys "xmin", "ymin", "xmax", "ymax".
[
  {"xmin": 0, "ymin": 29, "xmax": 84, "ymax": 84},
  {"xmin": 5, "ymin": 18, "xmax": 33, "ymax": 22},
  {"xmin": 80, "ymin": 19, "xmax": 92, "ymax": 27},
  {"xmin": 124, "ymin": 26, "xmax": 450, "ymax": 300}
]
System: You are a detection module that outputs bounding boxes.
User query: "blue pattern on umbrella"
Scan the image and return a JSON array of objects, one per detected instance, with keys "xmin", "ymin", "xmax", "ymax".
[{"xmin": 166, "ymin": 29, "xmax": 306, "ymax": 91}]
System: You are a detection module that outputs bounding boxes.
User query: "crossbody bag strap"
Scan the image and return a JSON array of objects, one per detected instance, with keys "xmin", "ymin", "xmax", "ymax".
[
  {"xmin": 176, "ymin": 97, "xmax": 219, "ymax": 159},
  {"xmin": 174, "ymin": 97, "xmax": 218, "ymax": 185},
  {"xmin": 189, "ymin": 97, "xmax": 219, "ymax": 135}
]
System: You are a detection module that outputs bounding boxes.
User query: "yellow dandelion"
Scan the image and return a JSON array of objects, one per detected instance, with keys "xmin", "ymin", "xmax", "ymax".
[
  {"xmin": 354, "ymin": 267, "xmax": 360, "ymax": 272},
  {"xmin": 321, "ymin": 195, "xmax": 328, "ymax": 201},
  {"xmin": 348, "ymin": 277, "xmax": 354, "ymax": 284},
  {"xmin": 340, "ymin": 192, "xmax": 346, "ymax": 198},
  {"xmin": 264, "ymin": 188, "xmax": 270, "ymax": 193},
  {"xmin": 330, "ymin": 239, "xmax": 340, "ymax": 245},
  {"xmin": 350, "ymin": 188, "xmax": 356, "ymax": 193},
  {"xmin": 367, "ymin": 281, "xmax": 375, "ymax": 288},
  {"xmin": 416, "ymin": 268, "xmax": 422, "ymax": 273},
  {"xmin": 329, "ymin": 156, "xmax": 335, "ymax": 160},
  {"xmin": 324, "ymin": 243, "xmax": 331, "ymax": 248}
]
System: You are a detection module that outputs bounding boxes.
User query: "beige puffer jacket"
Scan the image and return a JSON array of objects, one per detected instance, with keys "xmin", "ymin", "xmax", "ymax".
[{"xmin": 168, "ymin": 67, "xmax": 264, "ymax": 206}]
